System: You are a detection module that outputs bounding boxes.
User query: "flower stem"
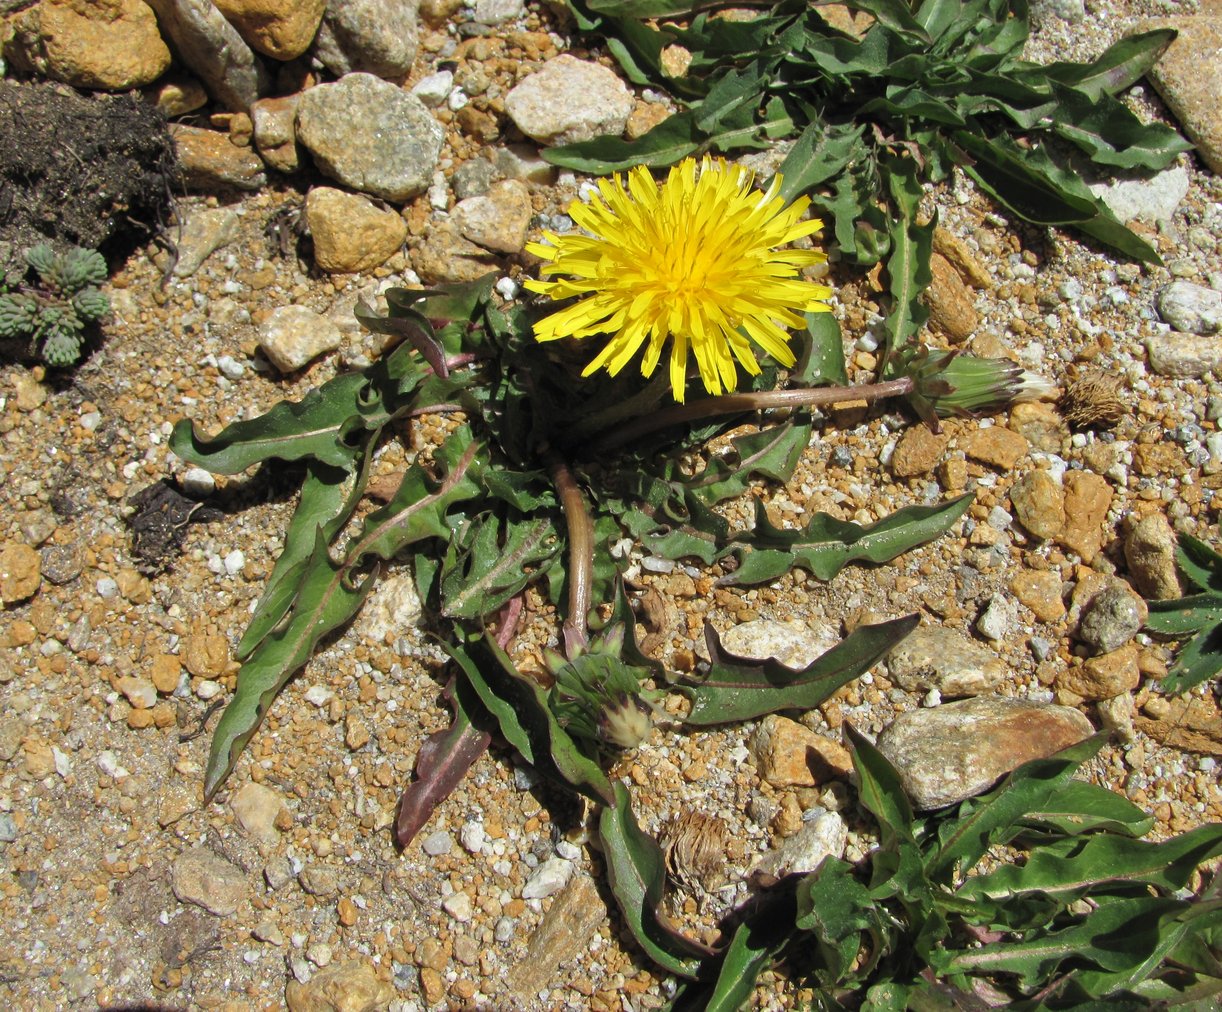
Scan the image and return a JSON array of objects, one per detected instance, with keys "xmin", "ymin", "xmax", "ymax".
[
  {"xmin": 588, "ymin": 377, "xmax": 914, "ymax": 453},
  {"xmin": 542, "ymin": 445, "xmax": 593, "ymax": 656}
]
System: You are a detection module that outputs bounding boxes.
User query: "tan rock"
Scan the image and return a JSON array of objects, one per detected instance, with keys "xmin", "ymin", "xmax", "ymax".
[
  {"xmin": 0, "ymin": 541, "xmax": 41, "ymax": 603},
  {"xmin": 885, "ymin": 624, "xmax": 1006, "ymax": 697},
  {"xmin": 932, "ymin": 227, "xmax": 992, "ymax": 289},
  {"xmin": 182, "ymin": 625, "xmax": 230, "ymax": 678},
  {"xmin": 890, "ymin": 424, "xmax": 947, "ymax": 478},
  {"xmin": 412, "ymin": 221, "xmax": 497, "ymax": 284},
  {"xmin": 961, "ymin": 425, "xmax": 1028, "ymax": 470},
  {"xmin": 1059, "ymin": 471, "xmax": 1112, "ymax": 562},
  {"xmin": 453, "ymin": 179, "xmax": 532, "ymax": 255},
  {"xmin": 250, "ymin": 93, "xmax": 302, "ymax": 173},
  {"xmin": 1058, "ymin": 642, "xmax": 1141, "ymax": 702},
  {"xmin": 144, "ymin": 73, "xmax": 209, "ymax": 117},
  {"xmin": 171, "ymin": 124, "xmax": 267, "ymax": 192},
  {"xmin": 507, "ymin": 874, "xmax": 607, "ymax": 994},
  {"xmin": 1010, "ymin": 569, "xmax": 1066, "ymax": 622},
  {"xmin": 6, "ymin": 0, "xmax": 170, "ymax": 90},
  {"xmin": 306, "ymin": 187, "xmax": 407, "ymax": 274},
  {"xmin": 1134, "ymin": 17, "xmax": 1222, "ymax": 174},
  {"xmin": 749, "ymin": 714, "xmax": 852, "ymax": 788},
  {"xmin": 1009, "ymin": 470, "xmax": 1065, "ymax": 541},
  {"xmin": 1133, "ymin": 440, "xmax": 1184, "ymax": 477},
  {"xmin": 1124, "ymin": 512, "xmax": 1181, "ymax": 599},
  {"xmin": 1009, "ymin": 401, "xmax": 1067, "ymax": 454},
  {"xmin": 213, "ymin": 0, "xmax": 326, "ymax": 60},
  {"xmin": 925, "ymin": 251, "xmax": 978, "ymax": 343},
  {"xmin": 230, "ymin": 781, "xmax": 286, "ymax": 842},
  {"xmin": 626, "ymin": 99, "xmax": 671, "ymax": 140}
]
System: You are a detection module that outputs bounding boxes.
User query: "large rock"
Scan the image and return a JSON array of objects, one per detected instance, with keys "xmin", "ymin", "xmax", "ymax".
[
  {"xmin": 453, "ymin": 179, "xmax": 532, "ymax": 254},
  {"xmin": 312, "ymin": 0, "xmax": 419, "ymax": 80},
  {"xmin": 875, "ymin": 696, "xmax": 1094, "ymax": 810},
  {"xmin": 250, "ymin": 93, "xmax": 302, "ymax": 172},
  {"xmin": 171, "ymin": 124, "xmax": 267, "ymax": 191},
  {"xmin": 5, "ymin": 0, "xmax": 170, "ymax": 90},
  {"xmin": 296, "ymin": 74, "xmax": 443, "ymax": 201},
  {"xmin": 505, "ymin": 54, "xmax": 633, "ymax": 146},
  {"xmin": 259, "ymin": 305, "xmax": 342, "ymax": 372},
  {"xmin": 749, "ymin": 714, "xmax": 852, "ymax": 788},
  {"xmin": 171, "ymin": 847, "xmax": 247, "ymax": 916},
  {"xmin": 1157, "ymin": 281, "xmax": 1222, "ymax": 336},
  {"xmin": 213, "ymin": 0, "xmax": 326, "ymax": 60},
  {"xmin": 885, "ymin": 625, "xmax": 1006, "ymax": 698},
  {"xmin": 284, "ymin": 959, "xmax": 394, "ymax": 1012},
  {"xmin": 145, "ymin": 0, "xmax": 270, "ymax": 111},
  {"xmin": 1124, "ymin": 512, "xmax": 1181, "ymax": 600},
  {"xmin": 306, "ymin": 186, "xmax": 407, "ymax": 273}
]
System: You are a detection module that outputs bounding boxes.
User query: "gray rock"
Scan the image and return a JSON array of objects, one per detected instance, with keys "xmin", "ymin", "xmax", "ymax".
[
  {"xmin": 521, "ymin": 856, "xmax": 573, "ymax": 899},
  {"xmin": 297, "ymin": 73, "xmax": 443, "ymax": 202},
  {"xmin": 1031, "ymin": 0, "xmax": 1085, "ymax": 23},
  {"xmin": 258, "ymin": 306, "xmax": 343, "ymax": 373},
  {"xmin": 473, "ymin": 0, "xmax": 524, "ymax": 24},
  {"xmin": 0, "ymin": 717, "xmax": 25, "ymax": 762},
  {"xmin": 875, "ymin": 696, "xmax": 1095, "ymax": 810},
  {"xmin": 719, "ymin": 618, "xmax": 838, "ymax": 669},
  {"xmin": 1088, "ymin": 164, "xmax": 1188, "ymax": 225},
  {"xmin": 264, "ymin": 856, "xmax": 294, "ymax": 891},
  {"xmin": 1077, "ymin": 583, "xmax": 1144, "ymax": 653},
  {"xmin": 1157, "ymin": 281, "xmax": 1222, "ymax": 335},
  {"xmin": 886, "ymin": 625, "xmax": 1005, "ymax": 698},
  {"xmin": 144, "ymin": 0, "xmax": 270, "ymax": 111},
  {"xmin": 172, "ymin": 207, "xmax": 240, "ymax": 277},
  {"xmin": 505, "ymin": 55, "xmax": 633, "ymax": 146},
  {"xmin": 1145, "ymin": 331, "xmax": 1222, "ymax": 378},
  {"xmin": 298, "ymin": 865, "xmax": 339, "ymax": 898},
  {"xmin": 495, "ymin": 143, "xmax": 556, "ymax": 184},
  {"xmin": 1124, "ymin": 513, "xmax": 1181, "ymax": 600},
  {"xmin": 313, "ymin": 0, "xmax": 419, "ymax": 80},
  {"xmin": 421, "ymin": 830, "xmax": 452, "ymax": 856},
  {"xmin": 250, "ymin": 94, "xmax": 302, "ymax": 174},
  {"xmin": 411, "ymin": 69, "xmax": 453, "ymax": 108},
  {"xmin": 975, "ymin": 595, "xmax": 1016, "ymax": 643},
  {"xmin": 750, "ymin": 810, "xmax": 846, "ymax": 884},
  {"xmin": 453, "ymin": 179, "xmax": 532, "ymax": 254},
  {"xmin": 39, "ymin": 543, "xmax": 84, "ymax": 586},
  {"xmin": 171, "ymin": 847, "xmax": 247, "ymax": 916},
  {"xmin": 452, "ymin": 156, "xmax": 497, "ymax": 199},
  {"xmin": 0, "ymin": 813, "xmax": 17, "ymax": 843}
]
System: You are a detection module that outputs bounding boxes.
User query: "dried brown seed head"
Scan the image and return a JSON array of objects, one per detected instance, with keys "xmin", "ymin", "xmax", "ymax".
[{"xmin": 1059, "ymin": 372, "xmax": 1127, "ymax": 429}]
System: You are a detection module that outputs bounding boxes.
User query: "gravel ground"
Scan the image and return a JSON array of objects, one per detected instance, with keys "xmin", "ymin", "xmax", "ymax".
[{"xmin": 0, "ymin": 2, "xmax": 1220, "ymax": 1009}]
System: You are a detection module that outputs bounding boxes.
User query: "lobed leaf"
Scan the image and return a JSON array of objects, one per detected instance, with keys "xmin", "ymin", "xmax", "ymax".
[
  {"xmin": 440, "ymin": 513, "xmax": 560, "ymax": 620},
  {"xmin": 684, "ymin": 420, "xmax": 810, "ymax": 507},
  {"xmin": 682, "ymin": 614, "xmax": 918, "ymax": 726},
  {"xmin": 723, "ymin": 492, "xmax": 973, "ymax": 587}
]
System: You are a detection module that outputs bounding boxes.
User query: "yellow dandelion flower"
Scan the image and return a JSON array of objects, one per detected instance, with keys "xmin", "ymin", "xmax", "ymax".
[{"xmin": 525, "ymin": 156, "xmax": 832, "ymax": 403}]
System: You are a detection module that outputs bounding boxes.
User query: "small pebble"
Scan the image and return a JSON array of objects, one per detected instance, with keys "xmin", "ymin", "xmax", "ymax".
[{"xmin": 421, "ymin": 831, "xmax": 453, "ymax": 856}]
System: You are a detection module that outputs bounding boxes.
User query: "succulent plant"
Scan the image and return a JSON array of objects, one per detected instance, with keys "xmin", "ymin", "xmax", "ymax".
[{"xmin": 0, "ymin": 244, "xmax": 110, "ymax": 366}]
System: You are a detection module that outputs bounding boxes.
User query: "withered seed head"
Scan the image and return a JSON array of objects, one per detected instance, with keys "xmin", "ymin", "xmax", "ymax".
[{"xmin": 1059, "ymin": 371, "xmax": 1127, "ymax": 429}]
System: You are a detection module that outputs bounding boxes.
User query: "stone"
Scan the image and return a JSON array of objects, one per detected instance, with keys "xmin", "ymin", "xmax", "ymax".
[
  {"xmin": 975, "ymin": 594, "xmax": 1015, "ymax": 642},
  {"xmin": 1077, "ymin": 583, "xmax": 1146, "ymax": 654},
  {"xmin": 1058, "ymin": 471, "xmax": 1112, "ymax": 562},
  {"xmin": 411, "ymin": 69, "xmax": 454, "ymax": 108},
  {"xmin": 299, "ymin": 865, "xmax": 339, "ymax": 898},
  {"xmin": 750, "ymin": 810, "xmax": 847, "ymax": 884},
  {"xmin": 924, "ymin": 251, "xmax": 978, "ymax": 343},
  {"xmin": 259, "ymin": 306, "xmax": 343, "ymax": 372},
  {"xmin": 961, "ymin": 426, "xmax": 1028, "ymax": 470},
  {"xmin": 182, "ymin": 626, "xmax": 229, "ymax": 678},
  {"xmin": 312, "ymin": 0, "xmax": 419, "ymax": 80},
  {"xmin": 6, "ymin": 0, "xmax": 169, "ymax": 90},
  {"xmin": 231, "ymin": 782, "xmax": 286, "ymax": 842},
  {"xmin": 144, "ymin": 0, "xmax": 270, "ymax": 111},
  {"xmin": 284, "ymin": 959, "xmax": 394, "ymax": 1012},
  {"xmin": 1009, "ymin": 402, "xmax": 1067, "ymax": 454},
  {"xmin": 495, "ymin": 143, "xmax": 556, "ymax": 185},
  {"xmin": 749, "ymin": 714, "xmax": 853, "ymax": 788},
  {"xmin": 171, "ymin": 124, "xmax": 267, "ymax": 191},
  {"xmin": 473, "ymin": 0, "xmax": 524, "ymax": 24},
  {"xmin": 451, "ymin": 156, "xmax": 496, "ymax": 199},
  {"xmin": 412, "ymin": 221, "xmax": 497, "ymax": 283},
  {"xmin": 521, "ymin": 856, "xmax": 572, "ymax": 900},
  {"xmin": 0, "ymin": 717, "xmax": 26, "ymax": 762},
  {"xmin": 890, "ymin": 424, "xmax": 947, "ymax": 477},
  {"xmin": 170, "ymin": 207, "xmax": 241, "ymax": 277},
  {"xmin": 1058, "ymin": 642, "xmax": 1141, "ymax": 702},
  {"xmin": 1124, "ymin": 513, "xmax": 1181, "ymax": 600},
  {"xmin": 886, "ymin": 625, "xmax": 1006, "ymax": 697},
  {"xmin": 171, "ymin": 847, "xmax": 247, "ymax": 916},
  {"xmin": 719, "ymin": 619, "xmax": 837, "ymax": 669},
  {"xmin": 508, "ymin": 873, "xmax": 606, "ymax": 993},
  {"xmin": 1156, "ymin": 281, "xmax": 1222, "ymax": 335},
  {"xmin": 932, "ymin": 227, "xmax": 992, "ymax": 289},
  {"xmin": 344, "ymin": 714, "xmax": 370, "ymax": 750},
  {"xmin": 0, "ymin": 541, "xmax": 41, "ymax": 603},
  {"xmin": 250, "ymin": 94, "xmax": 302, "ymax": 173},
  {"xmin": 1135, "ymin": 17, "xmax": 1222, "ymax": 174},
  {"xmin": 305, "ymin": 187, "xmax": 407, "ymax": 273},
  {"xmin": 505, "ymin": 54, "xmax": 634, "ymax": 146},
  {"xmin": 1010, "ymin": 569, "xmax": 1066, "ymax": 622},
  {"xmin": 875, "ymin": 696, "xmax": 1095, "ymax": 810},
  {"xmin": 145, "ymin": 72, "xmax": 210, "ymax": 117},
  {"xmin": 442, "ymin": 891, "xmax": 473, "ymax": 922},
  {"xmin": 1096, "ymin": 692, "xmax": 1135, "ymax": 744},
  {"xmin": 1088, "ymin": 164, "xmax": 1189, "ymax": 224},
  {"xmin": 296, "ymin": 73, "xmax": 443, "ymax": 202},
  {"xmin": 212, "ymin": 0, "xmax": 326, "ymax": 60},
  {"xmin": 354, "ymin": 572, "xmax": 422, "ymax": 642},
  {"xmin": 117, "ymin": 676, "xmax": 157, "ymax": 709},
  {"xmin": 1010, "ymin": 470, "xmax": 1065, "ymax": 540},
  {"xmin": 420, "ymin": 830, "xmax": 451, "ymax": 856},
  {"xmin": 1031, "ymin": 0, "xmax": 1085, "ymax": 22},
  {"xmin": 1145, "ymin": 331, "xmax": 1222, "ymax": 378},
  {"xmin": 452, "ymin": 179, "xmax": 532, "ymax": 254}
]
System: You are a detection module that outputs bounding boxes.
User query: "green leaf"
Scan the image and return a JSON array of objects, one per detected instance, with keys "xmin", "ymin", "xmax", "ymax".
[
  {"xmin": 170, "ymin": 344, "xmax": 422, "ymax": 472},
  {"xmin": 620, "ymin": 507, "xmax": 720, "ymax": 566},
  {"xmin": 724, "ymin": 492, "xmax": 973, "ymax": 587},
  {"xmin": 773, "ymin": 120, "xmax": 868, "ymax": 205},
  {"xmin": 1161, "ymin": 623, "xmax": 1222, "ymax": 694},
  {"xmin": 1175, "ymin": 535, "xmax": 1222, "ymax": 593},
  {"xmin": 682, "ymin": 614, "xmax": 918, "ymax": 725},
  {"xmin": 795, "ymin": 857, "xmax": 874, "ymax": 983},
  {"xmin": 202, "ymin": 430, "xmax": 485, "ymax": 800},
  {"xmin": 451, "ymin": 634, "xmax": 616, "ymax": 805},
  {"xmin": 926, "ymin": 735, "xmax": 1106, "ymax": 883},
  {"xmin": 598, "ymin": 782, "xmax": 710, "ymax": 978},
  {"xmin": 1048, "ymin": 84, "xmax": 1194, "ymax": 171},
  {"xmin": 1144, "ymin": 594, "xmax": 1222, "ymax": 637},
  {"xmin": 1041, "ymin": 28, "xmax": 1178, "ymax": 102},
  {"xmin": 879, "ymin": 157, "xmax": 935, "ymax": 369},
  {"xmin": 958, "ymin": 824, "xmax": 1222, "ymax": 905},
  {"xmin": 792, "ymin": 310, "xmax": 848, "ymax": 388},
  {"xmin": 685, "ymin": 421, "xmax": 810, "ymax": 507},
  {"xmin": 545, "ymin": 111, "xmax": 703, "ymax": 174},
  {"xmin": 440, "ymin": 513, "xmax": 560, "ymax": 620},
  {"xmin": 700, "ymin": 907, "xmax": 794, "ymax": 1012},
  {"xmin": 846, "ymin": 722, "xmax": 918, "ymax": 847},
  {"xmin": 1021, "ymin": 779, "xmax": 1155, "ymax": 838}
]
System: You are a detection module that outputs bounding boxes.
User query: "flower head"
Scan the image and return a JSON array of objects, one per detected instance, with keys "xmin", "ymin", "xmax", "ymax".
[{"xmin": 525, "ymin": 157, "xmax": 832, "ymax": 403}]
